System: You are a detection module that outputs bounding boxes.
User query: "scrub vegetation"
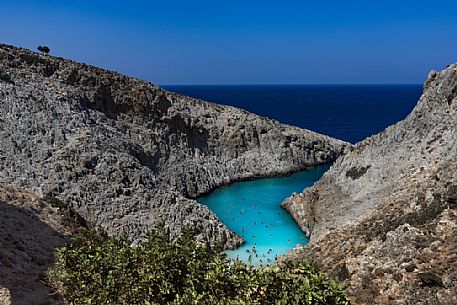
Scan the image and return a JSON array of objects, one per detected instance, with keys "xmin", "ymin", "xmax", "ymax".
[
  {"xmin": 345, "ymin": 165, "xmax": 371, "ymax": 180},
  {"xmin": 0, "ymin": 71, "xmax": 14, "ymax": 84},
  {"xmin": 49, "ymin": 225, "xmax": 350, "ymax": 305}
]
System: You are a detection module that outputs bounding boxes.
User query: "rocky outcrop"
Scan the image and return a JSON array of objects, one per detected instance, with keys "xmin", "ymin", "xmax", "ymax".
[
  {"xmin": 282, "ymin": 64, "xmax": 457, "ymax": 304},
  {"xmin": 0, "ymin": 44, "xmax": 348, "ymax": 249}
]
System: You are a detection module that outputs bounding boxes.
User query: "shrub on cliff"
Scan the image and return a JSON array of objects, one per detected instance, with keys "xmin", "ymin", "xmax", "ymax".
[
  {"xmin": 49, "ymin": 226, "xmax": 349, "ymax": 305},
  {"xmin": 0, "ymin": 72, "xmax": 14, "ymax": 84}
]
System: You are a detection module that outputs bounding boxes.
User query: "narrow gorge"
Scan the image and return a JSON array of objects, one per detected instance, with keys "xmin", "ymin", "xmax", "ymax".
[
  {"xmin": 0, "ymin": 44, "xmax": 349, "ymax": 304},
  {"xmin": 0, "ymin": 43, "xmax": 348, "ymax": 248},
  {"xmin": 2, "ymin": 42, "xmax": 456, "ymax": 305}
]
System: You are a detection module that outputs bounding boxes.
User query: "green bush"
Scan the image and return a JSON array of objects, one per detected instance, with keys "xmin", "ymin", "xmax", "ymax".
[
  {"xmin": 37, "ymin": 45, "xmax": 51, "ymax": 54},
  {"xmin": 345, "ymin": 165, "xmax": 371, "ymax": 180},
  {"xmin": 0, "ymin": 72, "xmax": 14, "ymax": 84},
  {"xmin": 44, "ymin": 196, "xmax": 67, "ymax": 209},
  {"xmin": 49, "ymin": 226, "xmax": 350, "ymax": 305}
]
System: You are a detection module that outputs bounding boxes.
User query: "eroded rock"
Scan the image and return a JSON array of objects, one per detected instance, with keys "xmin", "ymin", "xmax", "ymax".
[
  {"xmin": 282, "ymin": 64, "xmax": 457, "ymax": 304},
  {"xmin": 0, "ymin": 43, "xmax": 349, "ymax": 248}
]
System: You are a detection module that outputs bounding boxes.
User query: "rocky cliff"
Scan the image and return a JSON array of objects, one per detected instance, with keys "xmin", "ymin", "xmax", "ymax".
[
  {"xmin": 0, "ymin": 44, "xmax": 348, "ymax": 249},
  {"xmin": 283, "ymin": 64, "xmax": 457, "ymax": 304}
]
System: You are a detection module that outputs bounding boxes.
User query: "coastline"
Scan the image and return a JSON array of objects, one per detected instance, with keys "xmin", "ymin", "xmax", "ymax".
[{"xmin": 0, "ymin": 43, "xmax": 349, "ymax": 250}]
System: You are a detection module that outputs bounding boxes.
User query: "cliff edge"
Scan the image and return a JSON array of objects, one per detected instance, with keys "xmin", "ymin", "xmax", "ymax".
[
  {"xmin": 0, "ymin": 44, "xmax": 348, "ymax": 249},
  {"xmin": 283, "ymin": 65, "xmax": 457, "ymax": 304}
]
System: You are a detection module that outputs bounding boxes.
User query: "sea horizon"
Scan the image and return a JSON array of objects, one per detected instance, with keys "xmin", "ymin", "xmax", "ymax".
[
  {"xmin": 163, "ymin": 84, "xmax": 422, "ymax": 144},
  {"xmin": 162, "ymin": 83, "xmax": 422, "ymax": 87}
]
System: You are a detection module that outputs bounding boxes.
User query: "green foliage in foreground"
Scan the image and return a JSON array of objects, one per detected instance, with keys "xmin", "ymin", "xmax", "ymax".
[{"xmin": 49, "ymin": 227, "xmax": 350, "ymax": 305}]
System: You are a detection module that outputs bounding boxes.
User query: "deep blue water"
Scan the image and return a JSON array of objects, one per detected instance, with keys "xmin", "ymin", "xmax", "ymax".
[
  {"xmin": 164, "ymin": 85, "xmax": 422, "ymax": 144},
  {"xmin": 165, "ymin": 85, "xmax": 423, "ymax": 264}
]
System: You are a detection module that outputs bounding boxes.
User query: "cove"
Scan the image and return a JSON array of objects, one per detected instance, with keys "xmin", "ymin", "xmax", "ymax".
[{"xmin": 198, "ymin": 164, "xmax": 330, "ymax": 266}]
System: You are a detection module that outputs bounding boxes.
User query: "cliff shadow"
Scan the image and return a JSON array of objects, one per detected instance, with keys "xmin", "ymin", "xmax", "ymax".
[{"xmin": 0, "ymin": 201, "xmax": 68, "ymax": 305}]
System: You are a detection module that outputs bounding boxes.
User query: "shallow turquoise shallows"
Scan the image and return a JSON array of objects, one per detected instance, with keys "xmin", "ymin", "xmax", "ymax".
[{"xmin": 198, "ymin": 164, "xmax": 330, "ymax": 266}]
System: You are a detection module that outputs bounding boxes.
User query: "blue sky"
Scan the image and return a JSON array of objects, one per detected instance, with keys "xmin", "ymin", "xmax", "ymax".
[{"xmin": 1, "ymin": 0, "xmax": 456, "ymax": 84}]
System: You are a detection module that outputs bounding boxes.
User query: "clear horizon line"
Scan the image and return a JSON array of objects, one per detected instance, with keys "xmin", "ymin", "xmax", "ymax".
[{"xmin": 160, "ymin": 83, "xmax": 423, "ymax": 87}]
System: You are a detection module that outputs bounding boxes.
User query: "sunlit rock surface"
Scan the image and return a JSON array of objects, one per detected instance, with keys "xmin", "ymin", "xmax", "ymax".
[
  {"xmin": 0, "ymin": 43, "xmax": 348, "ymax": 249},
  {"xmin": 283, "ymin": 64, "xmax": 457, "ymax": 304}
]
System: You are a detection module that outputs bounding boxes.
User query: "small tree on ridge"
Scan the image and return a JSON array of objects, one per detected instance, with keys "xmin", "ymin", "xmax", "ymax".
[{"xmin": 37, "ymin": 45, "xmax": 50, "ymax": 54}]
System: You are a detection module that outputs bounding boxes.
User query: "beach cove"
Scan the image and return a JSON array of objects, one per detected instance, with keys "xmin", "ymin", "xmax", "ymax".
[{"xmin": 198, "ymin": 164, "xmax": 330, "ymax": 265}]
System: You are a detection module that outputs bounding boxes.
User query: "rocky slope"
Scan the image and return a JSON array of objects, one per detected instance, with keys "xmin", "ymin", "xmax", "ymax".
[
  {"xmin": 0, "ymin": 44, "xmax": 348, "ymax": 249},
  {"xmin": 0, "ymin": 185, "xmax": 84, "ymax": 305},
  {"xmin": 282, "ymin": 64, "xmax": 457, "ymax": 304}
]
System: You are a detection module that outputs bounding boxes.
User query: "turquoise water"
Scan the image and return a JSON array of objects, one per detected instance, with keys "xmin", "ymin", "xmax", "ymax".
[{"xmin": 198, "ymin": 164, "xmax": 330, "ymax": 266}]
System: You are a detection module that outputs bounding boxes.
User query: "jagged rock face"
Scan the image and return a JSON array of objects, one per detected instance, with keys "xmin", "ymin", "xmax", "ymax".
[
  {"xmin": 282, "ymin": 64, "xmax": 457, "ymax": 304},
  {"xmin": 0, "ymin": 44, "xmax": 348, "ymax": 248}
]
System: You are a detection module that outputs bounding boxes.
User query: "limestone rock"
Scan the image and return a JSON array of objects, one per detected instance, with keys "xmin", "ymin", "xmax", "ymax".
[
  {"xmin": 282, "ymin": 64, "xmax": 457, "ymax": 304},
  {"xmin": 0, "ymin": 287, "xmax": 11, "ymax": 305},
  {"xmin": 0, "ymin": 43, "xmax": 349, "ymax": 248}
]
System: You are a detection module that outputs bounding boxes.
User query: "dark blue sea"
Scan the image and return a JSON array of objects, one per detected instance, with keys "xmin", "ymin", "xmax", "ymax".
[
  {"xmin": 164, "ymin": 84, "xmax": 423, "ymax": 265},
  {"xmin": 164, "ymin": 85, "xmax": 422, "ymax": 144}
]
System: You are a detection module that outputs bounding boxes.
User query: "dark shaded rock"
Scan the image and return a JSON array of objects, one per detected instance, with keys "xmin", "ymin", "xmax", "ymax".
[
  {"xmin": 0, "ymin": 185, "xmax": 84, "ymax": 305},
  {"xmin": 401, "ymin": 262, "xmax": 416, "ymax": 273},
  {"xmin": 335, "ymin": 263, "xmax": 351, "ymax": 282},
  {"xmin": 418, "ymin": 271, "xmax": 444, "ymax": 287}
]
